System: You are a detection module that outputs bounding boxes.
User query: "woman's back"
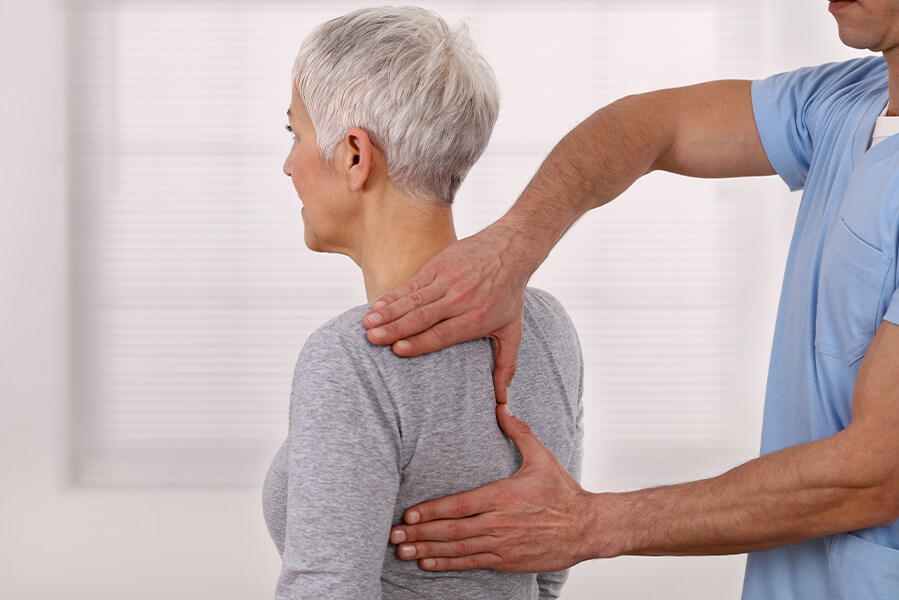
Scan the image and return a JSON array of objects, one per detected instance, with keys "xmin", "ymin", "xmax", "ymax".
[{"xmin": 263, "ymin": 287, "xmax": 583, "ymax": 599}]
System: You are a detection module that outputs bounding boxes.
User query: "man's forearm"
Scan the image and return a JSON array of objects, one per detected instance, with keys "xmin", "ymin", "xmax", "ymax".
[
  {"xmin": 590, "ymin": 428, "xmax": 899, "ymax": 559},
  {"xmin": 496, "ymin": 80, "xmax": 773, "ymax": 278},
  {"xmin": 497, "ymin": 95, "xmax": 666, "ymax": 273}
]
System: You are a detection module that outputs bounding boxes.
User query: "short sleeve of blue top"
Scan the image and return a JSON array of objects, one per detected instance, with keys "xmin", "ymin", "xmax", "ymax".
[{"xmin": 743, "ymin": 56, "xmax": 899, "ymax": 600}]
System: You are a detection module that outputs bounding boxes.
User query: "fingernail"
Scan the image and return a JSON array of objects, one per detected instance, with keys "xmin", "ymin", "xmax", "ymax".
[
  {"xmin": 396, "ymin": 340, "xmax": 411, "ymax": 352},
  {"xmin": 371, "ymin": 328, "xmax": 386, "ymax": 340},
  {"xmin": 391, "ymin": 530, "xmax": 406, "ymax": 544},
  {"xmin": 367, "ymin": 313, "xmax": 383, "ymax": 325},
  {"xmin": 406, "ymin": 510, "xmax": 420, "ymax": 524},
  {"xmin": 421, "ymin": 558, "xmax": 436, "ymax": 569},
  {"xmin": 503, "ymin": 404, "xmax": 512, "ymax": 416},
  {"xmin": 373, "ymin": 300, "xmax": 387, "ymax": 309},
  {"xmin": 399, "ymin": 545, "xmax": 416, "ymax": 558}
]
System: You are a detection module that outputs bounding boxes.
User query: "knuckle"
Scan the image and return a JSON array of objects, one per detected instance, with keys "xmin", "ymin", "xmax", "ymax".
[
  {"xmin": 446, "ymin": 521, "xmax": 466, "ymax": 540},
  {"xmin": 451, "ymin": 283, "xmax": 476, "ymax": 305},
  {"xmin": 429, "ymin": 320, "xmax": 454, "ymax": 343},
  {"xmin": 399, "ymin": 276, "xmax": 424, "ymax": 295},
  {"xmin": 454, "ymin": 539, "xmax": 472, "ymax": 555},
  {"xmin": 493, "ymin": 492, "xmax": 520, "ymax": 512},
  {"xmin": 422, "ymin": 268, "xmax": 439, "ymax": 287},
  {"xmin": 418, "ymin": 542, "xmax": 434, "ymax": 556},
  {"xmin": 414, "ymin": 304, "xmax": 434, "ymax": 327},
  {"xmin": 465, "ymin": 554, "xmax": 484, "ymax": 569},
  {"xmin": 515, "ymin": 419, "xmax": 533, "ymax": 435},
  {"xmin": 450, "ymin": 497, "xmax": 472, "ymax": 518},
  {"xmin": 470, "ymin": 307, "xmax": 490, "ymax": 328},
  {"xmin": 408, "ymin": 291, "xmax": 425, "ymax": 308},
  {"xmin": 497, "ymin": 365, "xmax": 517, "ymax": 384}
]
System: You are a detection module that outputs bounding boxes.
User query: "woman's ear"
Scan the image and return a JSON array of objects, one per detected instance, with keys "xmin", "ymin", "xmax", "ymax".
[{"xmin": 339, "ymin": 127, "xmax": 373, "ymax": 192}]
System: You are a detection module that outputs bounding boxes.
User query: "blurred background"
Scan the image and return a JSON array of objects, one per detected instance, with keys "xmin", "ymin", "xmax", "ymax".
[{"xmin": 0, "ymin": 0, "xmax": 868, "ymax": 598}]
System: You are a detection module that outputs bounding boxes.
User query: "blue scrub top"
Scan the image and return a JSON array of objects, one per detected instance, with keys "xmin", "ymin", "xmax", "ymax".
[{"xmin": 744, "ymin": 56, "xmax": 899, "ymax": 599}]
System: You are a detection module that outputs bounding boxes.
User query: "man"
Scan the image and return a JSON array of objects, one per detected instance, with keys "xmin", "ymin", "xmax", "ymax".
[{"xmin": 361, "ymin": 1, "xmax": 899, "ymax": 598}]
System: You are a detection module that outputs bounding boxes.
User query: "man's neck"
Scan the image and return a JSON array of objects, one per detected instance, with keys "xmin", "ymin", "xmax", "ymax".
[{"xmin": 883, "ymin": 47, "xmax": 899, "ymax": 115}]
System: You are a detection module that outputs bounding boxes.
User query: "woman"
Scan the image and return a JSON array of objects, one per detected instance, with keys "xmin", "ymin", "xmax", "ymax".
[{"xmin": 262, "ymin": 7, "xmax": 584, "ymax": 599}]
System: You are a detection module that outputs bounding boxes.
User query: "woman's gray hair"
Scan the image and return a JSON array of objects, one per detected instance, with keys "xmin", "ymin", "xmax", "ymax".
[{"xmin": 292, "ymin": 6, "xmax": 500, "ymax": 204}]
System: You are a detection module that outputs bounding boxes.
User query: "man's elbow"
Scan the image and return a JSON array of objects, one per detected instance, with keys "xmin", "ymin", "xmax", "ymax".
[
  {"xmin": 869, "ymin": 480, "xmax": 899, "ymax": 528},
  {"xmin": 853, "ymin": 467, "xmax": 899, "ymax": 528}
]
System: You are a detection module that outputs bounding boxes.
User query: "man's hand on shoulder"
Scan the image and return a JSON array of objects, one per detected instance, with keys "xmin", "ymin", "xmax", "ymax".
[{"xmin": 363, "ymin": 222, "xmax": 532, "ymax": 401}]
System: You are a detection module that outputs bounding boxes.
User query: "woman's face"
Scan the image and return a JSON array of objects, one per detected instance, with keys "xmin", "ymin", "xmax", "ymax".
[{"xmin": 283, "ymin": 89, "xmax": 359, "ymax": 255}]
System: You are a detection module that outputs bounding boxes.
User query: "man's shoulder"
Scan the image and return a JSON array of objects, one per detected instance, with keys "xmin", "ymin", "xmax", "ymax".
[
  {"xmin": 819, "ymin": 55, "xmax": 885, "ymax": 77},
  {"xmin": 777, "ymin": 55, "xmax": 887, "ymax": 100}
]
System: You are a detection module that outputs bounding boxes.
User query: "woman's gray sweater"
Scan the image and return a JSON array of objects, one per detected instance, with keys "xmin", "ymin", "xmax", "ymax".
[{"xmin": 263, "ymin": 287, "xmax": 584, "ymax": 599}]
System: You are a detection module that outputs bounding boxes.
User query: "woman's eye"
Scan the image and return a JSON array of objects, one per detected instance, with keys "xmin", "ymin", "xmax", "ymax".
[{"xmin": 284, "ymin": 124, "xmax": 295, "ymax": 137}]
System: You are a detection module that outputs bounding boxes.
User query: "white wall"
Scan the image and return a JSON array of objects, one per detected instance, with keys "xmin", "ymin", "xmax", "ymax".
[
  {"xmin": 0, "ymin": 1, "xmax": 281, "ymax": 597},
  {"xmin": 0, "ymin": 0, "xmax": 870, "ymax": 598}
]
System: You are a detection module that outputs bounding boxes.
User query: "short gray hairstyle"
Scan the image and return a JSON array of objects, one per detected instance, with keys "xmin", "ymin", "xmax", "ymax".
[{"xmin": 292, "ymin": 6, "xmax": 500, "ymax": 204}]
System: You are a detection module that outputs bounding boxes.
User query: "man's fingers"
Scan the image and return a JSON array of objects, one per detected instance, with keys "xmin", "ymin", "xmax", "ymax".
[
  {"xmin": 394, "ymin": 534, "xmax": 499, "ymax": 562},
  {"xmin": 363, "ymin": 273, "xmax": 440, "ymax": 333},
  {"xmin": 373, "ymin": 266, "xmax": 437, "ymax": 309},
  {"xmin": 400, "ymin": 484, "xmax": 494, "ymax": 527},
  {"xmin": 387, "ymin": 315, "xmax": 487, "ymax": 357},
  {"xmin": 391, "ymin": 513, "xmax": 490, "ymax": 546},
  {"xmin": 393, "ymin": 534, "xmax": 507, "ymax": 571},
  {"xmin": 365, "ymin": 295, "xmax": 454, "ymax": 348},
  {"xmin": 418, "ymin": 554, "xmax": 503, "ymax": 572},
  {"xmin": 490, "ymin": 320, "xmax": 522, "ymax": 403}
]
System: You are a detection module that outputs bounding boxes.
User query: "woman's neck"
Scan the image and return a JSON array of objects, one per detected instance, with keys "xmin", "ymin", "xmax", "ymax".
[{"xmin": 354, "ymin": 188, "xmax": 458, "ymax": 302}]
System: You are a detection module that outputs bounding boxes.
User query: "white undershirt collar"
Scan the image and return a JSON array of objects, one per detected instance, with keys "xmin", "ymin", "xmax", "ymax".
[{"xmin": 870, "ymin": 102, "xmax": 899, "ymax": 148}]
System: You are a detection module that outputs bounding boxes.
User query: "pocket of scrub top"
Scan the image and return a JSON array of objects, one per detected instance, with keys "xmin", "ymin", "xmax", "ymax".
[
  {"xmin": 828, "ymin": 532, "xmax": 899, "ymax": 598},
  {"xmin": 814, "ymin": 218, "xmax": 891, "ymax": 365}
]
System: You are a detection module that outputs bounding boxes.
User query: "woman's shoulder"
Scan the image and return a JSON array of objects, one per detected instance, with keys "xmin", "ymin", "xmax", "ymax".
[
  {"xmin": 297, "ymin": 291, "xmax": 578, "ymax": 365},
  {"xmin": 523, "ymin": 287, "xmax": 576, "ymax": 330},
  {"xmin": 298, "ymin": 302, "xmax": 381, "ymax": 362},
  {"xmin": 290, "ymin": 303, "xmax": 398, "ymax": 407},
  {"xmin": 310, "ymin": 302, "xmax": 371, "ymax": 338},
  {"xmin": 523, "ymin": 286, "xmax": 564, "ymax": 311},
  {"xmin": 521, "ymin": 286, "xmax": 582, "ymax": 365}
]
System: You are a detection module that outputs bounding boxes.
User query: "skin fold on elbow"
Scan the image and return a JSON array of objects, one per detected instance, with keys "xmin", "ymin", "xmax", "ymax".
[{"xmin": 832, "ymin": 431, "xmax": 899, "ymax": 529}]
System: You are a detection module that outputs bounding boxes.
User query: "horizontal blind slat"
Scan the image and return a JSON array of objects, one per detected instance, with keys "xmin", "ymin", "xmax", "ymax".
[{"xmin": 71, "ymin": 0, "xmax": 772, "ymax": 487}]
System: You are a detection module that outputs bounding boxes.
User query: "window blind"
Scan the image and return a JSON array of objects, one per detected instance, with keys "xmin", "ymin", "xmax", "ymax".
[{"xmin": 70, "ymin": 0, "xmax": 779, "ymax": 486}]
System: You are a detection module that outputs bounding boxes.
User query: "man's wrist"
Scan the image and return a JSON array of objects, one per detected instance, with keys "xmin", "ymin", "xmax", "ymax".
[
  {"xmin": 576, "ymin": 491, "xmax": 632, "ymax": 561},
  {"xmin": 491, "ymin": 208, "xmax": 555, "ymax": 279}
]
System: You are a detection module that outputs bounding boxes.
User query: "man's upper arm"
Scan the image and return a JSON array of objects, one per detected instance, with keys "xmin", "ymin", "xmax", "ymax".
[{"xmin": 647, "ymin": 79, "xmax": 776, "ymax": 180}]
